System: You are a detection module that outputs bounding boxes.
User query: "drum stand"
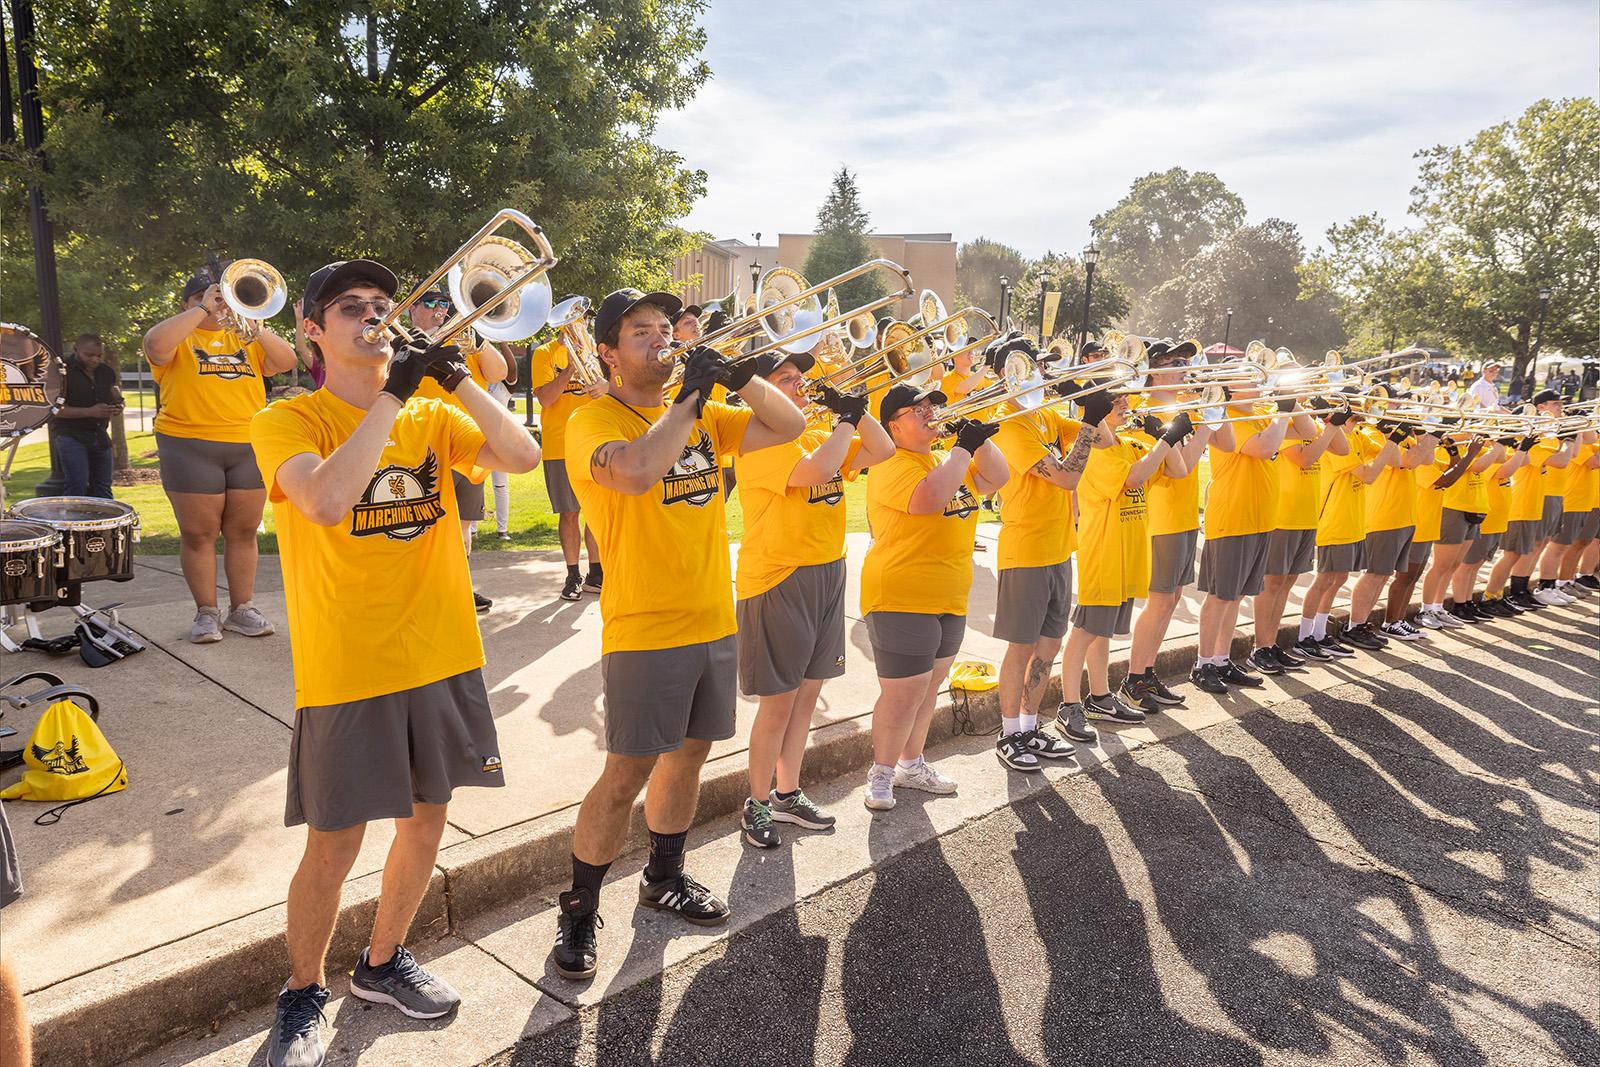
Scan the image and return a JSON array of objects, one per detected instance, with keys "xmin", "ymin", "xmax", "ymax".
[{"xmin": 0, "ymin": 601, "xmax": 146, "ymax": 655}]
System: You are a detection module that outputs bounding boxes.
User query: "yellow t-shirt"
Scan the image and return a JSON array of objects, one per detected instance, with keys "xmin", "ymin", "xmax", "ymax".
[
  {"xmin": 250, "ymin": 391, "xmax": 488, "ymax": 708},
  {"xmin": 1366, "ymin": 436, "xmax": 1417, "ymax": 534},
  {"xmin": 938, "ymin": 367, "xmax": 993, "ymax": 421},
  {"xmin": 1511, "ymin": 442, "xmax": 1555, "ymax": 521},
  {"xmin": 414, "ymin": 334, "xmax": 490, "ymax": 410},
  {"xmin": 1316, "ymin": 430, "xmax": 1376, "ymax": 547},
  {"xmin": 992, "ymin": 405, "xmax": 1080, "ymax": 569},
  {"xmin": 1442, "ymin": 462, "xmax": 1489, "ymax": 514},
  {"xmin": 1483, "ymin": 472, "xmax": 1513, "ymax": 536},
  {"xmin": 1414, "ymin": 457, "xmax": 1448, "ymax": 543},
  {"xmin": 1273, "ymin": 428, "xmax": 1323, "ymax": 532},
  {"xmin": 1126, "ymin": 419, "xmax": 1199, "ymax": 537},
  {"xmin": 860, "ymin": 449, "xmax": 983, "ymax": 616},
  {"xmin": 566, "ymin": 397, "xmax": 753, "ymax": 654},
  {"xmin": 1541, "ymin": 441, "xmax": 1572, "ymax": 498},
  {"xmin": 1565, "ymin": 443, "xmax": 1598, "ymax": 513},
  {"xmin": 1075, "ymin": 437, "xmax": 1151, "ymax": 606},
  {"xmin": 151, "ymin": 327, "xmax": 268, "ymax": 443},
  {"xmin": 733, "ymin": 427, "xmax": 862, "ymax": 599},
  {"xmin": 1204, "ymin": 409, "xmax": 1278, "ymax": 538},
  {"xmin": 527, "ymin": 337, "xmax": 594, "ymax": 463}
]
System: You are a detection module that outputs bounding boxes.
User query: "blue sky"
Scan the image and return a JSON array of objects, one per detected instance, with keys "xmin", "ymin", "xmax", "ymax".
[{"xmin": 653, "ymin": 0, "xmax": 1599, "ymax": 257}]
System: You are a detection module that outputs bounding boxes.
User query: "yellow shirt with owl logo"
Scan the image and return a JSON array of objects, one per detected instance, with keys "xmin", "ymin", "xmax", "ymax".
[
  {"xmin": 733, "ymin": 426, "xmax": 863, "ymax": 599},
  {"xmin": 566, "ymin": 397, "xmax": 754, "ymax": 654},
  {"xmin": 1075, "ymin": 436, "xmax": 1151, "ymax": 606},
  {"xmin": 860, "ymin": 448, "xmax": 984, "ymax": 617},
  {"xmin": 152, "ymin": 327, "xmax": 268, "ymax": 442},
  {"xmin": 527, "ymin": 336, "xmax": 594, "ymax": 462},
  {"xmin": 250, "ymin": 390, "xmax": 488, "ymax": 708}
]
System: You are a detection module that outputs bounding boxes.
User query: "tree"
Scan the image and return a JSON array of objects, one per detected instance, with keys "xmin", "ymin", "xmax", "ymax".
[
  {"xmin": 955, "ymin": 237, "xmax": 1027, "ymax": 313},
  {"xmin": 1091, "ymin": 168, "xmax": 1246, "ymax": 318},
  {"xmin": 1009, "ymin": 251, "xmax": 1130, "ymax": 345},
  {"xmin": 0, "ymin": 0, "xmax": 711, "ymax": 356},
  {"xmin": 1301, "ymin": 214, "xmax": 1459, "ymax": 356},
  {"xmin": 801, "ymin": 166, "xmax": 886, "ymax": 312}
]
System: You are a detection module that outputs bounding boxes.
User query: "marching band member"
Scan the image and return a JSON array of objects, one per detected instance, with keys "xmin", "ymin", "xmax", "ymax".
[
  {"xmin": 1457, "ymin": 439, "xmax": 1526, "ymax": 616},
  {"xmin": 733, "ymin": 342, "xmax": 892, "ymax": 844},
  {"xmin": 1059, "ymin": 392, "xmax": 1186, "ymax": 729},
  {"xmin": 1343, "ymin": 419, "xmax": 1431, "ymax": 644},
  {"xmin": 143, "ymin": 267, "xmax": 298, "ymax": 644},
  {"xmin": 1124, "ymin": 341, "xmax": 1219, "ymax": 705},
  {"xmin": 1489, "ymin": 426, "xmax": 1565, "ymax": 611},
  {"xmin": 1254, "ymin": 402, "xmax": 1346, "ymax": 669},
  {"xmin": 408, "ymin": 283, "xmax": 510, "ymax": 613},
  {"xmin": 555, "ymin": 289, "xmax": 803, "ymax": 980},
  {"xmin": 990, "ymin": 339, "xmax": 1097, "ymax": 768},
  {"xmin": 1552, "ymin": 431, "xmax": 1600, "ymax": 596},
  {"xmin": 860, "ymin": 384, "xmax": 1007, "ymax": 810},
  {"xmin": 1530, "ymin": 392, "xmax": 1580, "ymax": 603},
  {"xmin": 1417, "ymin": 432, "xmax": 1492, "ymax": 626},
  {"xmin": 251, "ymin": 261, "xmax": 539, "ymax": 1067},
  {"xmin": 530, "ymin": 301, "xmax": 608, "ymax": 601},
  {"xmin": 1299, "ymin": 412, "xmax": 1396, "ymax": 652},
  {"xmin": 1409, "ymin": 438, "xmax": 1483, "ymax": 627},
  {"xmin": 1444, "ymin": 438, "xmax": 1510, "ymax": 620}
]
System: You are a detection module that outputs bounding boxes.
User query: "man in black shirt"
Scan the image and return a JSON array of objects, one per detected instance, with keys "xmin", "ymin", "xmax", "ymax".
[{"xmin": 54, "ymin": 333, "xmax": 122, "ymax": 498}]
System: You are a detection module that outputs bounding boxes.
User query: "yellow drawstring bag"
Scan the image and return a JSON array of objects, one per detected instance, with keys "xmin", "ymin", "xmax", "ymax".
[
  {"xmin": 1, "ymin": 699, "xmax": 126, "ymax": 822},
  {"xmin": 949, "ymin": 659, "xmax": 999, "ymax": 692}
]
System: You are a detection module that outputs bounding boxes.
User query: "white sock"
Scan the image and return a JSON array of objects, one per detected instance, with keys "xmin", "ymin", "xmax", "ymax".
[
  {"xmin": 1019, "ymin": 712, "xmax": 1038, "ymax": 732},
  {"xmin": 871, "ymin": 761, "xmax": 894, "ymax": 777},
  {"xmin": 1313, "ymin": 614, "xmax": 1330, "ymax": 640},
  {"xmin": 1002, "ymin": 716, "xmax": 1022, "ymax": 736},
  {"xmin": 1299, "ymin": 617, "xmax": 1316, "ymax": 640},
  {"xmin": 1424, "ymin": 602, "xmax": 1442, "ymax": 614},
  {"xmin": 1209, "ymin": 655, "xmax": 1229, "ymax": 667},
  {"xmin": 897, "ymin": 756, "xmax": 922, "ymax": 770}
]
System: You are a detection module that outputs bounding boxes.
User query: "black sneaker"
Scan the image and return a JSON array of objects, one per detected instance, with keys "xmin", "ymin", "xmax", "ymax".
[
  {"xmin": 1218, "ymin": 660, "xmax": 1265, "ymax": 687},
  {"xmin": 1578, "ymin": 575, "xmax": 1600, "ymax": 591},
  {"xmin": 560, "ymin": 574, "xmax": 583, "ymax": 601},
  {"xmin": 768, "ymin": 789, "xmax": 836, "ymax": 830},
  {"xmin": 266, "ymin": 983, "xmax": 329, "ymax": 1067},
  {"xmin": 1467, "ymin": 600, "xmax": 1495, "ymax": 621},
  {"xmin": 1055, "ymin": 703, "xmax": 1098, "ymax": 743},
  {"xmin": 1269, "ymin": 646, "xmax": 1308, "ymax": 671},
  {"xmin": 1508, "ymin": 590, "xmax": 1543, "ymax": 611},
  {"xmin": 1342, "ymin": 623, "xmax": 1386, "ymax": 651},
  {"xmin": 473, "ymin": 591, "xmax": 493, "ymax": 614},
  {"xmin": 1247, "ymin": 647, "xmax": 1285, "ymax": 676},
  {"xmin": 1485, "ymin": 597, "xmax": 1520, "ymax": 618},
  {"xmin": 996, "ymin": 731, "xmax": 1042, "ymax": 771},
  {"xmin": 1189, "ymin": 663, "xmax": 1229, "ymax": 694},
  {"xmin": 551, "ymin": 888, "xmax": 603, "ymax": 980},
  {"xmin": 741, "ymin": 798, "xmax": 780, "ymax": 848},
  {"xmin": 1448, "ymin": 603, "xmax": 1481, "ymax": 625},
  {"xmin": 638, "ymin": 872, "xmax": 731, "ymax": 927},
  {"xmin": 1316, "ymin": 636, "xmax": 1356, "ymax": 659},
  {"xmin": 583, "ymin": 570, "xmax": 603, "ymax": 594},
  {"xmin": 350, "ymin": 945, "xmax": 461, "ymax": 1019},
  {"xmin": 1293, "ymin": 637, "xmax": 1333, "ymax": 662},
  {"xmin": 1085, "ymin": 691, "xmax": 1145, "ymax": 724},
  {"xmin": 1140, "ymin": 668, "xmax": 1186, "ymax": 705},
  {"xmin": 1118, "ymin": 674, "xmax": 1163, "ymax": 714},
  {"xmin": 1023, "ymin": 728, "xmax": 1078, "ymax": 760}
]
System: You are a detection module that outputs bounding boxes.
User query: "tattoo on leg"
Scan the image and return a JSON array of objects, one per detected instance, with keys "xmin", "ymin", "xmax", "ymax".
[{"xmin": 1023, "ymin": 656, "xmax": 1048, "ymax": 704}]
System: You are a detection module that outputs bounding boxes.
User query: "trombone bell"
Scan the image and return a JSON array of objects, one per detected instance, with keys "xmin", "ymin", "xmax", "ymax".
[{"xmin": 448, "ymin": 235, "xmax": 552, "ymax": 342}]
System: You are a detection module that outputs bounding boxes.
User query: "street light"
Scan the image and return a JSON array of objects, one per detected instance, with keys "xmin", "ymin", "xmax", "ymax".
[
  {"xmin": 1533, "ymin": 286, "xmax": 1553, "ymax": 383},
  {"xmin": 1222, "ymin": 306, "xmax": 1233, "ymax": 355},
  {"xmin": 998, "ymin": 274, "xmax": 1010, "ymax": 328},
  {"xmin": 1077, "ymin": 246, "xmax": 1099, "ymax": 348}
]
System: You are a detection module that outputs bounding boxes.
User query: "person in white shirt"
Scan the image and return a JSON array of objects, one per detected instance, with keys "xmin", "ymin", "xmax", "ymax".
[{"xmin": 1468, "ymin": 362, "xmax": 1507, "ymax": 412}]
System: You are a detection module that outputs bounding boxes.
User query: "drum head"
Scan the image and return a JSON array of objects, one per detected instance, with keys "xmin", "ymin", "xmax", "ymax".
[
  {"xmin": 0, "ymin": 323, "xmax": 67, "ymax": 438},
  {"xmin": 12, "ymin": 496, "xmax": 136, "ymax": 529},
  {"xmin": 0, "ymin": 519, "xmax": 60, "ymax": 551}
]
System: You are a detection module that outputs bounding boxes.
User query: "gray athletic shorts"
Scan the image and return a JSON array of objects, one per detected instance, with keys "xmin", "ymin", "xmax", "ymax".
[
  {"xmin": 1552, "ymin": 508, "xmax": 1596, "ymax": 546},
  {"xmin": 285, "ymin": 669, "xmax": 504, "ymax": 832},
  {"xmin": 1071, "ymin": 598, "xmax": 1135, "ymax": 639},
  {"xmin": 736, "ymin": 560, "xmax": 847, "ymax": 696},
  {"xmin": 453, "ymin": 470, "xmax": 486, "ymax": 522},
  {"xmin": 602, "ymin": 635, "xmax": 737, "ymax": 756},
  {"xmin": 1149, "ymin": 530, "xmax": 1199, "ymax": 594},
  {"xmin": 155, "ymin": 431, "xmax": 265, "ymax": 493},
  {"xmin": 1582, "ymin": 510, "xmax": 1600, "ymax": 541},
  {"xmin": 1317, "ymin": 540, "xmax": 1367, "ymax": 574},
  {"xmin": 0, "ymin": 799, "xmax": 20, "ymax": 909},
  {"xmin": 1465, "ymin": 532, "xmax": 1503, "ymax": 565},
  {"xmin": 1540, "ymin": 494, "xmax": 1563, "ymax": 539},
  {"xmin": 1408, "ymin": 540, "xmax": 1434, "ymax": 568},
  {"xmin": 993, "ymin": 561, "xmax": 1073, "ymax": 644},
  {"xmin": 1501, "ymin": 518, "xmax": 1540, "ymax": 556},
  {"xmin": 1198, "ymin": 532, "xmax": 1270, "ymax": 599},
  {"xmin": 1265, "ymin": 528, "xmax": 1316, "ymax": 578},
  {"xmin": 866, "ymin": 611, "xmax": 965, "ymax": 679},
  {"xmin": 1437, "ymin": 507, "xmax": 1481, "ymax": 546},
  {"xmin": 545, "ymin": 458, "xmax": 580, "ymax": 513},
  {"xmin": 1364, "ymin": 526, "xmax": 1415, "ymax": 577}
]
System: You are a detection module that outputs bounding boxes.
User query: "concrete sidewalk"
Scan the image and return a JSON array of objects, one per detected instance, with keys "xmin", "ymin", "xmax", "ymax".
[{"xmin": 5, "ymin": 524, "xmax": 1330, "ymax": 1065}]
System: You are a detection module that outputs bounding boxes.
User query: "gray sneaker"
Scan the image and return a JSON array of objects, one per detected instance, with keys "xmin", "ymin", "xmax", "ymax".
[
  {"xmin": 769, "ymin": 789, "xmax": 836, "ymax": 830},
  {"xmin": 189, "ymin": 606, "xmax": 223, "ymax": 644},
  {"xmin": 267, "ymin": 983, "xmax": 328, "ymax": 1067},
  {"xmin": 349, "ymin": 945, "xmax": 461, "ymax": 1019},
  {"xmin": 223, "ymin": 601, "xmax": 275, "ymax": 637}
]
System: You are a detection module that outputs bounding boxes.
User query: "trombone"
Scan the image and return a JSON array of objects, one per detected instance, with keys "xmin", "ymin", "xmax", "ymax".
[
  {"xmin": 362, "ymin": 208, "xmax": 558, "ymax": 347},
  {"xmin": 546, "ymin": 295, "xmax": 605, "ymax": 389},
  {"xmin": 819, "ymin": 305, "xmax": 999, "ymax": 397},
  {"xmin": 932, "ymin": 353, "xmax": 1140, "ymax": 430}
]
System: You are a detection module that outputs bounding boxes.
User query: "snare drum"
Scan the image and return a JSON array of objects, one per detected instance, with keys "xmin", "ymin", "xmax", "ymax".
[
  {"xmin": 0, "ymin": 520, "xmax": 61, "ymax": 605},
  {"xmin": 9, "ymin": 497, "xmax": 139, "ymax": 585}
]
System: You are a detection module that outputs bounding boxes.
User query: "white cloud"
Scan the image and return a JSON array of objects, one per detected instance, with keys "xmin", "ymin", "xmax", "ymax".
[{"xmin": 656, "ymin": 0, "xmax": 1598, "ymax": 256}]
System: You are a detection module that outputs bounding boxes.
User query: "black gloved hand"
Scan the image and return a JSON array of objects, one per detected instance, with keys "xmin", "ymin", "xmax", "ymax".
[
  {"xmin": 1079, "ymin": 389, "xmax": 1115, "ymax": 427},
  {"xmin": 1388, "ymin": 426, "xmax": 1409, "ymax": 445},
  {"xmin": 674, "ymin": 346, "xmax": 722, "ymax": 416},
  {"xmin": 1049, "ymin": 376, "xmax": 1085, "ymax": 398},
  {"xmin": 1516, "ymin": 433, "xmax": 1538, "ymax": 452},
  {"xmin": 1326, "ymin": 407, "xmax": 1351, "ymax": 427},
  {"xmin": 424, "ymin": 341, "xmax": 471, "ymax": 392},
  {"xmin": 382, "ymin": 333, "xmax": 456, "ymax": 403},
  {"xmin": 815, "ymin": 383, "xmax": 868, "ymax": 426},
  {"xmin": 715, "ymin": 353, "xmax": 759, "ymax": 392},
  {"xmin": 951, "ymin": 418, "xmax": 1000, "ymax": 455},
  {"xmin": 1161, "ymin": 411, "xmax": 1194, "ymax": 445},
  {"xmin": 1442, "ymin": 439, "xmax": 1461, "ymax": 461},
  {"xmin": 1309, "ymin": 395, "xmax": 1331, "ymax": 412},
  {"xmin": 1141, "ymin": 414, "xmax": 1163, "ymax": 438},
  {"xmin": 1495, "ymin": 435, "xmax": 1516, "ymax": 448},
  {"xmin": 1275, "ymin": 395, "xmax": 1297, "ymax": 414}
]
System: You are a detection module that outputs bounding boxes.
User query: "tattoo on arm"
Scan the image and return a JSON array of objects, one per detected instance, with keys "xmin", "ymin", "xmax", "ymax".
[
  {"xmin": 1031, "ymin": 456, "xmax": 1063, "ymax": 477},
  {"xmin": 1063, "ymin": 426, "xmax": 1095, "ymax": 474},
  {"xmin": 591, "ymin": 441, "xmax": 621, "ymax": 472}
]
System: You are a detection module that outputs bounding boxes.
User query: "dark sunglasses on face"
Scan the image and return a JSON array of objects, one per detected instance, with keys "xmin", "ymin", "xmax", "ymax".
[
  {"xmin": 420, "ymin": 297, "xmax": 451, "ymax": 310},
  {"xmin": 327, "ymin": 296, "xmax": 396, "ymax": 319}
]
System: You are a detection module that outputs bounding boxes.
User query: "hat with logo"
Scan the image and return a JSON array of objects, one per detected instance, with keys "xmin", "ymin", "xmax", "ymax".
[{"xmin": 879, "ymin": 382, "xmax": 947, "ymax": 423}]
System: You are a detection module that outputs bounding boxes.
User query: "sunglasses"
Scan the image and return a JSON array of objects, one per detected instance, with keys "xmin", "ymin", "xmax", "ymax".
[
  {"xmin": 326, "ymin": 296, "xmax": 396, "ymax": 319},
  {"xmin": 420, "ymin": 297, "xmax": 451, "ymax": 310}
]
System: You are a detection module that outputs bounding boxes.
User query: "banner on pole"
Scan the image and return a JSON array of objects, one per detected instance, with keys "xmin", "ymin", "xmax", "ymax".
[{"xmin": 1042, "ymin": 291, "xmax": 1062, "ymax": 339}]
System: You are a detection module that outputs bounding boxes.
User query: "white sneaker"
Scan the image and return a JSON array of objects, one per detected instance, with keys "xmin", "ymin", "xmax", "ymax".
[
  {"xmin": 189, "ymin": 606, "xmax": 223, "ymax": 644},
  {"xmin": 1435, "ymin": 609, "xmax": 1467, "ymax": 629},
  {"xmin": 1552, "ymin": 587, "xmax": 1577, "ymax": 604},
  {"xmin": 1532, "ymin": 587, "xmax": 1566, "ymax": 606},
  {"xmin": 1413, "ymin": 610, "xmax": 1444, "ymax": 630},
  {"xmin": 893, "ymin": 759, "xmax": 958, "ymax": 795},
  {"xmin": 864, "ymin": 765, "xmax": 896, "ymax": 811},
  {"xmin": 223, "ymin": 602, "xmax": 276, "ymax": 637}
]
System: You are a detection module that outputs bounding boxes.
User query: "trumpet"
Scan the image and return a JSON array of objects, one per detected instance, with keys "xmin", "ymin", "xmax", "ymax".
[
  {"xmin": 200, "ymin": 255, "xmax": 287, "ymax": 343},
  {"xmin": 547, "ymin": 296, "xmax": 605, "ymax": 389},
  {"xmin": 363, "ymin": 208, "xmax": 558, "ymax": 347}
]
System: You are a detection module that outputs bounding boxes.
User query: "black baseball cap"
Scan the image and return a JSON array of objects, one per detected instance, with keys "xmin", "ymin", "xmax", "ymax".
[
  {"xmin": 879, "ymin": 382, "xmax": 946, "ymax": 423},
  {"xmin": 751, "ymin": 351, "xmax": 816, "ymax": 378},
  {"xmin": 595, "ymin": 289, "xmax": 682, "ymax": 345},
  {"xmin": 1532, "ymin": 388, "xmax": 1561, "ymax": 405},
  {"xmin": 671, "ymin": 304, "xmax": 703, "ymax": 325},
  {"xmin": 304, "ymin": 260, "xmax": 399, "ymax": 312},
  {"xmin": 1147, "ymin": 338, "xmax": 1197, "ymax": 364},
  {"xmin": 181, "ymin": 276, "xmax": 210, "ymax": 302},
  {"xmin": 1078, "ymin": 339, "xmax": 1106, "ymax": 359}
]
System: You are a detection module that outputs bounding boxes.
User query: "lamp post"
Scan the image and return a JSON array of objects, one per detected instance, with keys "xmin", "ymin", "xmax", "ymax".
[
  {"xmin": 1077, "ymin": 246, "xmax": 1099, "ymax": 348},
  {"xmin": 998, "ymin": 274, "xmax": 1010, "ymax": 328},
  {"xmin": 1532, "ymin": 286, "xmax": 1552, "ymax": 383},
  {"xmin": 1222, "ymin": 306, "xmax": 1233, "ymax": 356}
]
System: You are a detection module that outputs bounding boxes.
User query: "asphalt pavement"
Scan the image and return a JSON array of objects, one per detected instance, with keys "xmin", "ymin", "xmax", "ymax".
[{"xmin": 494, "ymin": 610, "xmax": 1599, "ymax": 1067}]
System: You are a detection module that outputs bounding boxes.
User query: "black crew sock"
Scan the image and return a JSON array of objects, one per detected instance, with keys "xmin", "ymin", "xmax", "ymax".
[
  {"xmin": 1539, "ymin": 577, "xmax": 1555, "ymax": 589},
  {"xmin": 586, "ymin": 562, "xmax": 604, "ymax": 581},
  {"xmin": 1510, "ymin": 575, "xmax": 1529, "ymax": 594},
  {"xmin": 566, "ymin": 564, "xmax": 581, "ymax": 581},
  {"xmin": 773, "ymin": 787, "xmax": 799, "ymax": 802},
  {"xmin": 644, "ymin": 828, "xmax": 687, "ymax": 883},
  {"xmin": 571, "ymin": 855, "xmax": 610, "ymax": 901}
]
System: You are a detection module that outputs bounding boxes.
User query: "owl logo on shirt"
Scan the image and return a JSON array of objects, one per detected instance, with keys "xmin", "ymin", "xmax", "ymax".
[
  {"xmin": 192, "ymin": 345, "xmax": 257, "ymax": 380},
  {"xmin": 943, "ymin": 483, "xmax": 979, "ymax": 519},
  {"xmin": 661, "ymin": 429, "xmax": 720, "ymax": 507},
  {"xmin": 350, "ymin": 450, "xmax": 448, "ymax": 540}
]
